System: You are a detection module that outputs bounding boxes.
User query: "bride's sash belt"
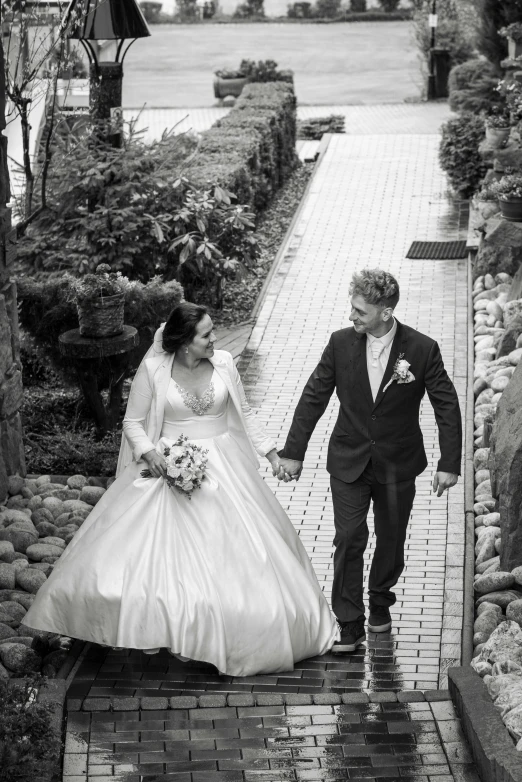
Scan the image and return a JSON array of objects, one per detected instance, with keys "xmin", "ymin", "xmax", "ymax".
[{"xmin": 160, "ymin": 414, "xmax": 229, "ymax": 441}]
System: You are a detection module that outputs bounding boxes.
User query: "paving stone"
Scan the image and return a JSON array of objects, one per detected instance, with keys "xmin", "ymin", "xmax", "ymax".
[
  {"xmin": 284, "ymin": 693, "xmax": 313, "ymax": 705},
  {"xmin": 312, "ymin": 693, "xmax": 341, "ymax": 705},
  {"xmin": 255, "ymin": 693, "xmax": 285, "ymax": 706},
  {"xmin": 170, "ymin": 696, "xmax": 199, "ymax": 709},
  {"xmin": 198, "ymin": 694, "xmax": 228, "ymax": 708},
  {"xmin": 227, "ymin": 693, "xmax": 255, "ymax": 707},
  {"xmin": 342, "ymin": 693, "xmax": 369, "ymax": 703},
  {"xmin": 140, "ymin": 696, "xmax": 169, "ymax": 710},
  {"xmin": 369, "ymin": 691, "xmax": 397, "ymax": 703},
  {"xmin": 112, "ymin": 697, "xmax": 139, "ymax": 711},
  {"xmin": 425, "ymin": 689, "xmax": 451, "ymax": 701},
  {"xmin": 81, "ymin": 698, "xmax": 111, "ymax": 712},
  {"xmin": 398, "ymin": 691, "xmax": 426, "ymax": 702}
]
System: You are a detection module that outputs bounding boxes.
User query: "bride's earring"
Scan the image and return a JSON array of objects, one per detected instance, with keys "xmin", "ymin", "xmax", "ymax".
[{"xmin": 185, "ymin": 347, "xmax": 189, "ymax": 354}]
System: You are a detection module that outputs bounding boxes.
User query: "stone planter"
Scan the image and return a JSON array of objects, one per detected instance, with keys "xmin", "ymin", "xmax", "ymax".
[
  {"xmin": 486, "ymin": 125, "xmax": 511, "ymax": 148},
  {"xmin": 213, "ymin": 76, "xmax": 249, "ymax": 100},
  {"xmin": 77, "ymin": 293, "xmax": 125, "ymax": 338},
  {"xmin": 499, "ymin": 197, "xmax": 522, "ymax": 223},
  {"xmin": 508, "ymin": 37, "xmax": 522, "ymax": 60}
]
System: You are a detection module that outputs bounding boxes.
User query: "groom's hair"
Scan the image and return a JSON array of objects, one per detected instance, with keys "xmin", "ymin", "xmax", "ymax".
[{"xmin": 350, "ymin": 269, "xmax": 400, "ymax": 309}]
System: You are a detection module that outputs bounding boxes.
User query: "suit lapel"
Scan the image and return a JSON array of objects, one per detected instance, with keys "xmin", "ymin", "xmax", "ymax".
[
  {"xmin": 373, "ymin": 320, "xmax": 407, "ymax": 410},
  {"xmin": 351, "ymin": 332, "xmax": 373, "ymax": 408}
]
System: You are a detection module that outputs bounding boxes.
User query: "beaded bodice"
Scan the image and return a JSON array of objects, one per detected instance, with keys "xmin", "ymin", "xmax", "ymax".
[{"xmin": 173, "ymin": 379, "xmax": 215, "ymax": 416}]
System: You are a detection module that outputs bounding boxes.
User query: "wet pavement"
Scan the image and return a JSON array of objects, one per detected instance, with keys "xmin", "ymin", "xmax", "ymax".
[{"xmin": 63, "ymin": 111, "xmax": 477, "ymax": 781}]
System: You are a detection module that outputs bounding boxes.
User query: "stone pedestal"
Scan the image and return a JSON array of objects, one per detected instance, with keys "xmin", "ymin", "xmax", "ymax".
[{"xmin": 0, "ymin": 39, "xmax": 25, "ymax": 502}]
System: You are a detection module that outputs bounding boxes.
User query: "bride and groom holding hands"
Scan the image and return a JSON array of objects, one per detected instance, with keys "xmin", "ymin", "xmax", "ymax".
[{"xmin": 22, "ymin": 268, "xmax": 462, "ymax": 676}]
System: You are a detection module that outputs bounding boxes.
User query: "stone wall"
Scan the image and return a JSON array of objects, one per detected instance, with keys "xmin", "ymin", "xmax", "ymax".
[{"xmin": 0, "ymin": 38, "xmax": 25, "ymax": 502}]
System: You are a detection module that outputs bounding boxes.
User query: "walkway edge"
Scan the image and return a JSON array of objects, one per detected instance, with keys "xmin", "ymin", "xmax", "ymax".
[
  {"xmin": 241, "ymin": 134, "xmax": 333, "ymax": 371},
  {"xmin": 463, "ymin": 252, "xmax": 476, "ymax": 666},
  {"xmin": 449, "ymin": 666, "xmax": 522, "ymax": 782}
]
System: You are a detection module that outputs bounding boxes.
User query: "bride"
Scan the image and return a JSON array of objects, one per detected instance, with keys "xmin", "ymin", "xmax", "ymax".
[{"xmin": 22, "ymin": 302, "xmax": 339, "ymax": 676}]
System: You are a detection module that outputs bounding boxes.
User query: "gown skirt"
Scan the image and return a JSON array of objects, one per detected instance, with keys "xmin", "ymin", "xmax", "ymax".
[{"xmin": 22, "ymin": 374, "xmax": 339, "ymax": 676}]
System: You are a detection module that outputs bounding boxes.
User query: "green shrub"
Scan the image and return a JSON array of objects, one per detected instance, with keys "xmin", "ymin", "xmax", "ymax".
[
  {"xmin": 0, "ymin": 676, "xmax": 60, "ymax": 782},
  {"xmin": 476, "ymin": 0, "xmax": 522, "ymax": 65},
  {"xmin": 313, "ymin": 0, "xmax": 341, "ymax": 18},
  {"xmin": 448, "ymin": 58, "xmax": 503, "ymax": 113},
  {"xmin": 350, "ymin": 0, "xmax": 366, "ymax": 10},
  {"xmin": 233, "ymin": 0, "xmax": 264, "ymax": 16},
  {"xmin": 188, "ymin": 82, "xmax": 298, "ymax": 211},
  {"xmin": 297, "ymin": 115, "xmax": 345, "ymax": 139},
  {"xmin": 376, "ymin": 0, "xmax": 399, "ymax": 10},
  {"xmin": 439, "ymin": 112, "xmax": 488, "ymax": 197}
]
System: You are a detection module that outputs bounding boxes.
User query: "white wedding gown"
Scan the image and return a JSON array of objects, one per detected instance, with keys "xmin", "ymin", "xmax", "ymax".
[{"xmin": 23, "ymin": 371, "xmax": 338, "ymax": 676}]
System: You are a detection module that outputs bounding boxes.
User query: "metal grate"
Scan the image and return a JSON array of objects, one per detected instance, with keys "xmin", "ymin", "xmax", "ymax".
[{"xmin": 406, "ymin": 240, "xmax": 468, "ymax": 260}]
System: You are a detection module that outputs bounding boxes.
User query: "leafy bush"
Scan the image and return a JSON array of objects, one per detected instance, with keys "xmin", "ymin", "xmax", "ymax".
[
  {"xmin": 215, "ymin": 60, "xmax": 293, "ymax": 83},
  {"xmin": 350, "ymin": 0, "xmax": 366, "ymax": 10},
  {"xmin": 175, "ymin": 0, "xmax": 200, "ymax": 19},
  {"xmin": 313, "ymin": 0, "xmax": 341, "ymax": 18},
  {"xmin": 448, "ymin": 58, "xmax": 503, "ymax": 113},
  {"xmin": 439, "ymin": 112, "xmax": 488, "ymax": 198},
  {"xmin": 233, "ymin": 0, "xmax": 264, "ymax": 17},
  {"xmin": 0, "ymin": 676, "xmax": 60, "ymax": 782},
  {"xmin": 188, "ymin": 82, "xmax": 298, "ymax": 212},
  {"xmin": 18, "ymin": 126, "xmax": 197, "ymax": 280},
  {"xmin": 376, "ymin": 0, "xmax": 399, "ymax": 10},
  {"xmin": 17, "ymin": 276, "xmax": 183, "ymax": 376},
  {"xmin": 297, "ymin": 115, "xmax": 345, "ymax": 139}
]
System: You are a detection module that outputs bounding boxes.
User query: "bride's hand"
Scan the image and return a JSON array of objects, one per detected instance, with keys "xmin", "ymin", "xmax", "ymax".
[
  {"xmin": 143, "ymin": 449, "xmax": 167, "ymax": 478},
  {"xmin": 266, "ymin": 449, "xmax": 280, "ymax": 476}
]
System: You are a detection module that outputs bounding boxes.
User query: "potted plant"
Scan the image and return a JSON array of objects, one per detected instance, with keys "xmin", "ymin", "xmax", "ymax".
[
  {"xmin": 69, "ymin": 264, "xmax": 128, "ymax": 338},
  {"xmin": 489, "ymin": 174, "xmax": 522, "ymax": 221},
  {"xmin": 499, "ymin": 23, "xmax": 522, "ymax": 60},
  {"xmin": 213, "ymin": 67, "xmax": 250, "ymax": 100},
  {"xmin": 485, "ymin": 111, "xmax": 511, "ymax": 146}
]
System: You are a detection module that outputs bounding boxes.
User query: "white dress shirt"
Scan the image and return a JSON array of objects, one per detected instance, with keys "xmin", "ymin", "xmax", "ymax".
[{"xmin": 366, "ymin": 318, "xmax": 397, "ymax": 401}]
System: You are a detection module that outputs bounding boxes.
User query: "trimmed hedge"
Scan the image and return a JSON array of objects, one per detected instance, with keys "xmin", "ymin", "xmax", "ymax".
[
  {"xmin": 448, "ymin": 58, "xmax": 502, "ymax": 114},
  {"xmin": 187, "ymin": 82, "xmax": 297, "ymax": 210}
]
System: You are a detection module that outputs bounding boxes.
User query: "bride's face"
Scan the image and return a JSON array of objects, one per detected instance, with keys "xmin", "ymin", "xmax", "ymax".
[{"xmin": 187, "ymin": 314, "xmax": 216, "ymax": 360}]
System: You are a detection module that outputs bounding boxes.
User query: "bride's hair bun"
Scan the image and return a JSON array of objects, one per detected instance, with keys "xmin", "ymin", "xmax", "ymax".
[{"xmin": 162, "ymin": 302, "xmax": 208, "ymax": 354}]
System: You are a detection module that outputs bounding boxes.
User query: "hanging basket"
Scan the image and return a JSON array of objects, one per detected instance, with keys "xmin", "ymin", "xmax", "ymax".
[
  {"xmin": 499, "ymin": 196, "xmax": 522, "ymax": 222},
  {"xmin": 77, "ymin": 293, "xmax": 125, "ymax": 338}
]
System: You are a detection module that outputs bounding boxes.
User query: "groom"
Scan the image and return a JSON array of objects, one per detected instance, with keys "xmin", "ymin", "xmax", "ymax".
[{"xmin": 277, "ymin": 269, "xmax": 462, "ymax": 653}]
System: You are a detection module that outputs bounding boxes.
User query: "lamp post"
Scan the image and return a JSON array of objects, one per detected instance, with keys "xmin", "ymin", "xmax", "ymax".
[
  {"xmin": 60, "ymin": 0, "xmax": 150, "ymax": 145},
  {"xmin": 427, "ymin": 0, "xmax": 437, "ymax": 100}
]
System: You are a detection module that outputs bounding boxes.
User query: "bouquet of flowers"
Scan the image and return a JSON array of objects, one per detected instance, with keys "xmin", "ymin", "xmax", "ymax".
[{"xmin": 141, "ymin": 435, "xmax": 209, "ymax": 499}]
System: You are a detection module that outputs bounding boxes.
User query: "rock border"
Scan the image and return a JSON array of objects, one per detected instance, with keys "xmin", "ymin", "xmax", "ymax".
[
  {"xmin": 449, "ymin": 665, "xmax": 522, "ymax": 782},
  {"xmin": 65, "ymin": 688, "xmax": 453, "ymax": 712}
]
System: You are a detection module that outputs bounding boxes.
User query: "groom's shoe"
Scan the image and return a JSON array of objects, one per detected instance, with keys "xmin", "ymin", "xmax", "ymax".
[
  {"xmin": 368, "ymin": 605, "xmax": 392, "ymax": 633},
  {"xmin": 332, "ymin": 619, "xmax": 366, "ymax": 653}
]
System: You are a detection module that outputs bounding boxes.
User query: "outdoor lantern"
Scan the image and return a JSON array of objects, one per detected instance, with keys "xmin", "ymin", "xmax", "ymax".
[{"xmin": 60, "ymin": 0, "xmax": 150, "ymax": 138}]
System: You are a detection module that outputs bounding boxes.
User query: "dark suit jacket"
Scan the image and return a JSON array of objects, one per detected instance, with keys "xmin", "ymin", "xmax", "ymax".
[{"xmin": 280, "ymin": 320, "xmax": 462, "ymax": 484}]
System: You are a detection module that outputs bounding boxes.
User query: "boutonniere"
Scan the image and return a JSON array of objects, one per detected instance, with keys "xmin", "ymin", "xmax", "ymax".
[{"xmin": 382, "ymin": 353, "xmax": 415, "ymax": 394}]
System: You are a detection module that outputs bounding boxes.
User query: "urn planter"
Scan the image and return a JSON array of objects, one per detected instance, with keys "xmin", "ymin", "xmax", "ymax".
[
  {"xmin": 213, "ymin": 76, "xmax": 249, "ymax": 100},
  {"xmin": 499, "ymin": 196, "xmax": 522, "ymax": 222},
  {"xmin": 486, "ymin": 125, "xmax": 511, "ymax": 147},
  {"xmin": 77, "ymin": 293, "xmax": 125, "ymax": 338},
  {"xmin": 508, "ymin": 36, "xmax": 522, "ymax": 60}
]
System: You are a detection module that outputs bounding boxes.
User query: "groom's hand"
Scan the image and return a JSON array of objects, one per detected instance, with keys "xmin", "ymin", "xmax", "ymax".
[
  {"xmin": 276, "ymin": 458, "xmax": 303, "ymax": 482},
  {"xmin": 432, "ymin": 471, "xmax": 458, "ymax": 497}
]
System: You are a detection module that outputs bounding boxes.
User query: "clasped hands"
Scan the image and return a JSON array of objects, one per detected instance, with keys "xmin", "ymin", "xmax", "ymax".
[{"xmin": 272, "ymin": 457, "xmax": 303, "ymax": 483}]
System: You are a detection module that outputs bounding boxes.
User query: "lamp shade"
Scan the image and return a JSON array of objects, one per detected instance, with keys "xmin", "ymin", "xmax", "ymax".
[{"xmin": 63, "ymin": 0, "xmax": 151, "ymax": 40}]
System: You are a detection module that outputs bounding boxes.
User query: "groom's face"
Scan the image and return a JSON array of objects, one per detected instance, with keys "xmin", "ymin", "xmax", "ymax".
[{"xmin": 349, "ymin": 294, "xmax": 391, "ymax": 335}]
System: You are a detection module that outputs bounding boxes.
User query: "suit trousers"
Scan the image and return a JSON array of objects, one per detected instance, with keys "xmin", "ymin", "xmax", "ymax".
[{"xmin": 330, "ymin": 461, "xmax": 416, "ymax": 623}]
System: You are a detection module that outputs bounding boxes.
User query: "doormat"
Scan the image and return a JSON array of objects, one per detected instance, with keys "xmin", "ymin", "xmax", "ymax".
[{"xmin": 406, "ymin": 240, "xmax": 468, "ymax": 260}]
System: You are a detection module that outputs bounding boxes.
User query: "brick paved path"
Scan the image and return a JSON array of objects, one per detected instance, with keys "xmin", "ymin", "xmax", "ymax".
[{"xmin": 63, "ymin": 126, "xmax": 476, "ymax": 781}]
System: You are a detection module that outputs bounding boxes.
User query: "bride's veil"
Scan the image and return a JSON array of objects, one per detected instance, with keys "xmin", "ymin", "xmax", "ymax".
[{"xmin": 115, "ymin": 323, "xmax": 166, "ymax": 477}]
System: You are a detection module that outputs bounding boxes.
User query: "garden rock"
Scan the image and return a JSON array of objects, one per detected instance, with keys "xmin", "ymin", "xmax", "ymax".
[
  {"xmin": 510, "ymin": 347, "xmax": 522, "ymax": 365},
  {"xmin": 474, "ymin": 621, "xmax": 522, "ymax": 665},
  {"xmin": 0, "ymin": 563, "xmax": 15, "ymax": 591},
  {"xmin": 477, "ymin": 590, "xmax": 522, "ymax": 608},
  {"xmin": 12, "ymin": 560, "xmax": 28, "ymax": 574},
  {"xmin": 474, "ymin": 611, "xmax": 501, "ymax": 641},
  {"xmin": 35, "ymin": 476, "xmax": 51, "ymax": 486},
  {"xmin": 0, "ymin": 610, "xmax": 17, "ymax": 628},
  {"xmin": 513, "ymin": 566, "xmax": 522, "ymax": 586},
  {"xmin": 484, "ymin": 512, "xmax": 501, "ymax": 526},
  {"xmin": 0, "ymin": 623, "xmax": 14, "ymax": 641},
  {"xmin": 505, "ymin": 705, "xmax": 522, "ymax": 740},
  {"xmin": 80, "ymin": 486, "xmax": 105, "ymax": 506},
  {"xmin": 41, "ymin": 497, "xmax": 64, "ymax": 518},
  {"xmin": 477, "ymin": 556, "xmax": 500, "ymax": 574},
  {"xmin": 6, "ymin": 496, "xmax": 28, "ymax": 510},
  {"xmin": 0, "ymin": 509, "xmax": 31, "ymax": 527},
  {"xmin": 40, "ymin": 555, "xmax": 59, "ymax": 564},
  {"xmin": 10, "ymin": 591, "xmax": 34, "ymax": 610},
  {"xmin": 0, "ymin": 642, "xmax": 41, "ymax": 673},
  {"xmin": 30, "ymin": 563, "xmax": 54, "ymax": 576},
  {"xmin": 476, "ymin": 528, "xmax": 500, "ymax": 565},
  {"xmin": 15, "ymin": 568, "xmax": 47, "ymax": 594},
  {"xmin": 67, "ymin": 475, "xmax": 87, "ymax": 490},
  {"xmin": 475, "ymin": 572, "xmax": 515, "ymax": 595},
  {"xmin": 1, "ymin": 601, "xmax": 26, "ymax": 621},
  {"xmin": 7, "ymin": 476, "xmax": 24, "ymax": 496},
  {"xmin": 507, "ymin": 599, "xmax": 522, "ymax": 627},
  {"xmin": 35, "ymin": 521, "xmax": 57, "ymax": 538},
  {"xmin": 62, "ymin": 499, "xmax": 92, "ymax": 514},
  {"xmin": 0, "ymin": 541, "xmax": 14, "ymax": 558},
  {"xmin": 475, "ymin": 469, "xmax": 490, "ymax": 486},
  {"xmin": 26, "ymin": 543, "xmax": 63, "ymax": 562},
  {"xmin": 5, "ymin": 529, "xmax": 38, "ymax": 554},
  {"xmin": 39, "ymin": 536, "xmax": 65, "ymax": 549},
  {"xmin": 477, "ymin": 602, "xmax": 503, "ymax": 619},
  {"xmin": 31, "ymin": 508, "xmax": 54, "ymax": 525},
  {"xmin": 27, "ymin": 495, "xmax": 43, "ymax": 510}
]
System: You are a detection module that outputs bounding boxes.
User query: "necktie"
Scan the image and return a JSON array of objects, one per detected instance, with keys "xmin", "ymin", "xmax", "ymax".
[{"xmin": 370, "ymin": 340, "xmax": 385, "ymax": 367}]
